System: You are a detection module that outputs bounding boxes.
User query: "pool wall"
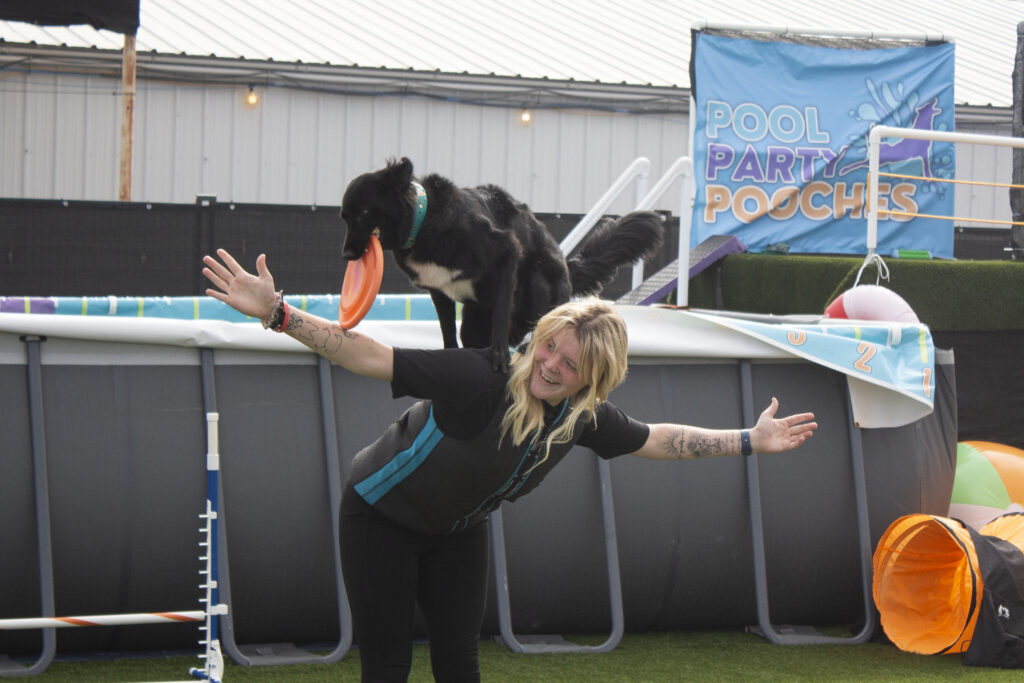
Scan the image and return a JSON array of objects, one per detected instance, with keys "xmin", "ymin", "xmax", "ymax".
[{"xmin": 0, "ymin": 308, "xmax": 956, "ymax": 655}]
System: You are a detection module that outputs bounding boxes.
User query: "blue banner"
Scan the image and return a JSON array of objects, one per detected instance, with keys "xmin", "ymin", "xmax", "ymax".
[
  {"xmin": 689, "ymin": 312, "xmax": 935, "ymax": 412},
  {"xmin": 691, "ymin": 33, "xmax": 956, "ymax": 258}
]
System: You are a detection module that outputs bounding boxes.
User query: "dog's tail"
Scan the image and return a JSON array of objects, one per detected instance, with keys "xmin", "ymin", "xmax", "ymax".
[{"xmin": 567, "ymin": 211, "xmax": 664, "ymax": 295}]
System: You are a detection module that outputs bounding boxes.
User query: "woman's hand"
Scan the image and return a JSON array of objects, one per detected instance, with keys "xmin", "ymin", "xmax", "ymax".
[
  {"xmin": 202, "ymin": 249, "xmax": 278, "ymax": 320},
  {"xmin": 750, "ymin": 397, "xmax": 817, "ymax": 454}
]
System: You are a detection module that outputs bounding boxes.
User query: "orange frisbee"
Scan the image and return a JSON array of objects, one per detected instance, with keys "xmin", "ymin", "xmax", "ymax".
[{"xmin": 338, "ymin": 234, "xmax": 383, "ymax": 329}]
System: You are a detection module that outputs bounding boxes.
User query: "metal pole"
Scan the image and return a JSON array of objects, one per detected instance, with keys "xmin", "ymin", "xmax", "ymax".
[{"xmin": 0, "ymin": 337, "xmax": 58, "ymax": 677}]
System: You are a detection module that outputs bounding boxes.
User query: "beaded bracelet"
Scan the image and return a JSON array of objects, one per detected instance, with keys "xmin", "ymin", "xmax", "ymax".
[{"xmin": 261, "ymin": 291, "xmax": 287, "ymax": 331}]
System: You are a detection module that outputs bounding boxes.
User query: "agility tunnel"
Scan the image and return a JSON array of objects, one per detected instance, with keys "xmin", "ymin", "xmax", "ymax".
[
  {"xmin": 871, "ymin": 440, "xmax": 1024, "ymax": 667},
  {"xmin": 872, "ymin": 512, "xmax": 1024, "ymax": 667},
  {"xmin": 0, "ymin": 302, "xmax": 955, "ymax": 662}
]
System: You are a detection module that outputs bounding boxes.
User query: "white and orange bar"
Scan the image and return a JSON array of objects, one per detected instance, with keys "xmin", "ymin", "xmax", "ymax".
[
  {"xmin": 0, "ymin": 611, "xmax": 204, "ymax": 630},
  {"xmin": 866, "ymin": 126, "xmax": 1024, "ymax": 254}
]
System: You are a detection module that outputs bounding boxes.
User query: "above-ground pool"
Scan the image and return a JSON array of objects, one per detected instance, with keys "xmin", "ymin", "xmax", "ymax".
[{"xmin": 0, "ymin": 298, "xmax": 955, "ymax": 660}]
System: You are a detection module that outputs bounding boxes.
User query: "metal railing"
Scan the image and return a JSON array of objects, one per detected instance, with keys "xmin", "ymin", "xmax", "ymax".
[
  {"xmin": 559, "ymin": 156, "xmax": 695, "ymax": 305},
  {"xmin": 866, "ymin": 125, "xmax": 1024, "ymax": 255}
]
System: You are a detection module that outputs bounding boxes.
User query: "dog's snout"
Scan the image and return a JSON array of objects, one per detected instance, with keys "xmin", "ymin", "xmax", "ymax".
[
  {"xmin": 341, "ymin": 227, "xmax": 364, "ymax": 258},
  {"xmin": 341, "ymin": 237, "xmax": 362, "ymax": 261},
  {"xmin": 341, "ymin": 225, "xmax": 381, "ymax": 261}
]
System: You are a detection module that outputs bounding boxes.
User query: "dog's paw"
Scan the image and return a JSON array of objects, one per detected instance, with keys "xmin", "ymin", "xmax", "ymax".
[{"xmin": 488, "ymin": 347, "xmax": 510, "ymax": 374}]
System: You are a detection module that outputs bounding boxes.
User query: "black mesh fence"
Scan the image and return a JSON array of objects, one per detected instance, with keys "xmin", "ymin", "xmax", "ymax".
[
  {"xmin": 1, "ymin": 198, "xmax": 352, "ymax": 297},
  {"xmin": 0, "ymin": 196, "xmax": 1012, "ymax": 298},
  {"xmin": 0, "ymin": 199, "xmax": 681, "ymax": 299}
]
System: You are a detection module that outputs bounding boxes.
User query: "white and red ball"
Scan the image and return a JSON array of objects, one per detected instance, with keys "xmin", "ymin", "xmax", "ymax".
[{"xmin": 823, "ymin": 285, "xmax": 919, "ymax": 323}]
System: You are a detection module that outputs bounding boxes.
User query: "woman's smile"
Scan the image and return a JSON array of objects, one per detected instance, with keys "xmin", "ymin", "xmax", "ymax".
[{"xmin": 530, "ymin": 328, "xmax": 586, "ymax": 405}]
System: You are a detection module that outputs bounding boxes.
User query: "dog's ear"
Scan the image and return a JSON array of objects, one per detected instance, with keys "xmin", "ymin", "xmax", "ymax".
[
  {"xmin": 382, "ymin": 157, "xmax": 414, "ymax": 190},
  {"xmin": 392, "ymin": 157, "xmax": 414, "ymax": 186}
]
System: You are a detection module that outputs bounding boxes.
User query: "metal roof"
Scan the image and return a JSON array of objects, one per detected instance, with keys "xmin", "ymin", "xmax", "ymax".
[{"xmin": 0, "ymin": 0, "xmax": 1020, "ymax": 108}]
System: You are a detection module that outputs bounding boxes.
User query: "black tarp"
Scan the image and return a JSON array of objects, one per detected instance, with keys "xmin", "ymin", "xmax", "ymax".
[
  {"xmin": 0, "ymin": 0, "xmax": 139, "ymax": 34},
  {"xmin": 964, "ymin": 519, "xmax": 1024, "ymax": 669}
]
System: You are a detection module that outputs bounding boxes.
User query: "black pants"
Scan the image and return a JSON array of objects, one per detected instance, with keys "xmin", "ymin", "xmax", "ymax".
[{"xmin": 340, "ymin": 489, "xmax": 489, "ymax": 682}]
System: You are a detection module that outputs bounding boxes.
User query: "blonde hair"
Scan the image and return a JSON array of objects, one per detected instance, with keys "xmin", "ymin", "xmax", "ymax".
[{"xmin": 500, "ymin": 298, "xmax": 629, "ymax": 463}]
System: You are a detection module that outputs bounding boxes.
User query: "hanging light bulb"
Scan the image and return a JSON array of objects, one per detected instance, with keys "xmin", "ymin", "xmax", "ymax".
[
  {"xmin": 519, "ymin": 108, "xmax": 532, "ymax": 127},
  {"xmin": 245, "ymin": 86, "xmax": 259, "ymax": 108}
]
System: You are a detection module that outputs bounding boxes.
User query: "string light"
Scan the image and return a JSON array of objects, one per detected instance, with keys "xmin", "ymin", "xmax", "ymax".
[
  {"xmin": 245, "ymin": 86, "xmax": 258, "ymax": 107},
  {"xmin": 519, "ymin": 108, "xmax": 532, "ymax": 127}
]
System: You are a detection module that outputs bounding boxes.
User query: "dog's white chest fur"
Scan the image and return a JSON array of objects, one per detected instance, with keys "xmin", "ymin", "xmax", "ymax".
[{"xmin": 405, "ymin": 258, "xmax": 477, "ymax": 302}]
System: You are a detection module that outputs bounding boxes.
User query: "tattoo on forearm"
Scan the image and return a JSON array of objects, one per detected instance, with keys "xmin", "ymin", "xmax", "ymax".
[
  {"xmin": 688, "ymin": 433, "xmax": 728, "ymax": 459},
  {"xmin": 665, "ymin": 427, "xmax": 729, "ymax": 459},
  {"xmin": 665, "ymin": 429, "xmax": 686, "ymax": 459},
  {"xmin": 289, "ymin": 317, "xmax": 347, "ymax": 354}
]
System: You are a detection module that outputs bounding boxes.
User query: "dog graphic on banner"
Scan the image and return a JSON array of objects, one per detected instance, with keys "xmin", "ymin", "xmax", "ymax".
[{"xmin": 840, "ymin": 97, "xmax": 942, "ymax": 177}]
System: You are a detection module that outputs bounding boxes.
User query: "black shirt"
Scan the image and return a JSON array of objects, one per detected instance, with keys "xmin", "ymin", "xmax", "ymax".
[
  {"xmin": 345, "ymin": 346, "xmax": 650, "ymax": 534},
  {"xmin": 392, "ymin": 347, "xmax": 649, "ymax": 457}
]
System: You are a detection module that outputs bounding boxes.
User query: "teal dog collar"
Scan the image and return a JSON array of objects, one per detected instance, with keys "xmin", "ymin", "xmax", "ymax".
[{"xmin": 402, "ymin": 182, "xmax": 428, "ymax": 249}]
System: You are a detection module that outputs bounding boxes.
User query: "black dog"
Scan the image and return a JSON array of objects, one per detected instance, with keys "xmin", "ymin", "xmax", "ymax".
[{"xmin": 341, "ymin": 157, "xmax": 663, "ymax": 370}]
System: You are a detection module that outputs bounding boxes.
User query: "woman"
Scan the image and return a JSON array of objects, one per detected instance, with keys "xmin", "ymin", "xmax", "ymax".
[{"xmin": 202, "ymin": 249, "xmax": 817, "ymax": 682}]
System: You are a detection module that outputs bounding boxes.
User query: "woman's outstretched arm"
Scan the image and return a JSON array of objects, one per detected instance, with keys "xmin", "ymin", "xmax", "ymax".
[
  {"xmin": 202, "ymin": 249, "xmax": 394, "ymax": 381},
  {"xmin": 630, "ymin": 397, "xmax": 816, "ymax": 460}
]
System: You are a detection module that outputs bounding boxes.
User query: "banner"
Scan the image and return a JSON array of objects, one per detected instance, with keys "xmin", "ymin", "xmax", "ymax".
[
  {"xmin": 688, "ymin": 311, "xmax": 935, "ymax": 427},
  {"xmin": 690, "ymin": 32, "xmax": 956, "ymax": 258}
]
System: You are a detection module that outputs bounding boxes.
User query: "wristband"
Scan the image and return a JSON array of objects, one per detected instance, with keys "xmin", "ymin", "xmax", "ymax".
[
  {"xmin": 740, "ymin": 429, "xmax": 753, "ymax": 456},
  {"xmin": 277, "ymin": 301, "xmax": 290, "ymax": 332}
]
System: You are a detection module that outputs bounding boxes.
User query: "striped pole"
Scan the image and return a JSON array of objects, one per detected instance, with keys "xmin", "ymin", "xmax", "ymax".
[
  {"xmin": 0, "ymin": 413, "xmax": 229, "ymax": 680},
  {"xmin": 0, "ymin": 612, "xmax": 204, "ymax": 630},
  {"xmin": 190, "ymin": 411, "xmax": 227, "ymax": 683}
]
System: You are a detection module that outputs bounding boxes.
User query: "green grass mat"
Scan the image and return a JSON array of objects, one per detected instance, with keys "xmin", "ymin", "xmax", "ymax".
[{"xmin": 19, "ymin": 631, "xmax": 1023, "ymax": 682}]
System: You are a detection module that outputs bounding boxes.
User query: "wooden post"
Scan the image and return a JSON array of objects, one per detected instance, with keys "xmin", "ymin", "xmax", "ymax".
[{"xmin": 118, "ymin": 33, "xmax": 137, "ymax": 202}]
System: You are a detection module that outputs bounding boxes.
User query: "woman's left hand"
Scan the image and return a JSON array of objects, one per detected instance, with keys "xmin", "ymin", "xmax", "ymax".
[
  {"xmin": 202, "ymin": 249, "xmax": 279, "ymax": 320},
  {"xmin": 750, "ymin": 397, "xmax": 817, "ymax": 454}
]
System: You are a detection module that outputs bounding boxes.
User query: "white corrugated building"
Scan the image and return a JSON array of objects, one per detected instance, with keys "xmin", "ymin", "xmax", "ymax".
[{"xmin": 0, "ymin": 0, "xmax": 1020, "ymax": 223}]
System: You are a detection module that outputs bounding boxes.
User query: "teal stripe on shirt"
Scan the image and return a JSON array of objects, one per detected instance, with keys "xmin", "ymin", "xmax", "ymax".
[{"xmin": 355, "ymin": 408, "xmax": 444, "ymax": 505}]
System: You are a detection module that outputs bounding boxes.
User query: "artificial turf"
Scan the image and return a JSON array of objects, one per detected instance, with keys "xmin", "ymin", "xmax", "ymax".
[{"xmin": 17, "ymin": 630, "xmax": 1024, "ymax": 682}]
